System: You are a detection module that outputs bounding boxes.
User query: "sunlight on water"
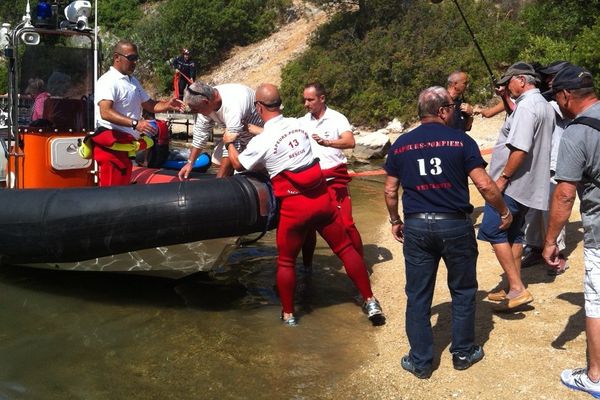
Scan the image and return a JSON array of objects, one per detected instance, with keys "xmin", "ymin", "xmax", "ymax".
[{"xmin": 0, "ymin": 179, "xmax": 389, "ymax": 399}]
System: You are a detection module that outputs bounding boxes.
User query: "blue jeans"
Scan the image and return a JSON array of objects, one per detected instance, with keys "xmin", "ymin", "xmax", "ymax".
[{"xmin": 403, "ymin": 217, "xmax": 478, "ymax": 370}]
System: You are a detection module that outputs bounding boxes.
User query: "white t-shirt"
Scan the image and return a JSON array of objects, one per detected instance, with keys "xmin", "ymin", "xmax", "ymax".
[
  {"xmin": 191, "ymin": 83, "xmax": 263, "ymax": 154},
  {"xmin": 238, "ymin": 115, "xmax": 314, "ymax": 178},
  {"xmin": 95, "ymin": 66, "xmax": 150, "ymax": 139},
  {"xmin": 298, "ymin": 107, "xmax": 351, "ymax": 170}
]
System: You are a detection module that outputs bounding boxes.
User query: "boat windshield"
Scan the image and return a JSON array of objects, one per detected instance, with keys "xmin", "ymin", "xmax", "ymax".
[{"xmin": 16, "ymin": 31, "xmax": 95, "ymax": 131}]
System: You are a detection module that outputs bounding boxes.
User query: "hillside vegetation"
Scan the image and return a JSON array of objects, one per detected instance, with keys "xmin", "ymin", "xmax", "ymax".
[
  {"xmin": 0, "ymin": 0, "xmax": 291, "ymax": 94},
  {"xmin": 2, "ymin": 1, "xmax": 599, "ymax": 127},
  {"xmin": 280, "ymin": 0, "xmax": 600, "ymax": 126}
]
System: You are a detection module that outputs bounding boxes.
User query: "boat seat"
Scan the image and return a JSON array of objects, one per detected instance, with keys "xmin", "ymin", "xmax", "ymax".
[{"xmin": 42, "ymin": 98, "xmax": 86, "ymax": 131}]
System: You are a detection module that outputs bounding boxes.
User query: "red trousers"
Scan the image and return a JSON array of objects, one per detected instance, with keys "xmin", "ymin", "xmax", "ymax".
[
  {"xmin": 302, "ymin": 181, "xmax": 364, "ymax": 267},
  {"xmin": 91, "ymin": 129, "xmax": 135, "ymax": 187},
  {"xmin": 97, "ymin": 159, "xmax": 132, "ymax": 186},
  {"xmin": 276, "ymin": 185, "xmax": 372, "ymax": 313}
]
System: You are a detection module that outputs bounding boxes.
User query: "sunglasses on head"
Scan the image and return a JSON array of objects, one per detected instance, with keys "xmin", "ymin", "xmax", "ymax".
[
  {"xmin": 254, "ymin": 100, "xmax": 282, "ymax": 108},
  {"xmin": 116, "ymin": 52, "xmax": 139, "ymax": 62}
]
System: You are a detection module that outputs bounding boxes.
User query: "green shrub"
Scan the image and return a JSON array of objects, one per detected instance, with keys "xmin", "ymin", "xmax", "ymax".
[{"xmin": 280, "ymin": 0, "xmax": 600, "ymax": 127}]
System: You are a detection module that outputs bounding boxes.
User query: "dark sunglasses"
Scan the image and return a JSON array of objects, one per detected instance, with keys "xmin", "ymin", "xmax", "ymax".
[
  {"xmin": 254, "ymin": 100, "xmax": 281, "ymax": 108},
  {"xmin": 116, "ymin": 52, "xmax": 139, "ymax": 62}
]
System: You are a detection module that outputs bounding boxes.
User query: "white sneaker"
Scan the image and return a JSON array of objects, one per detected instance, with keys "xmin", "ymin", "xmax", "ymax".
[{"xmin": 561, "ymin": 368, "xmax": 600, "ymax": 398}]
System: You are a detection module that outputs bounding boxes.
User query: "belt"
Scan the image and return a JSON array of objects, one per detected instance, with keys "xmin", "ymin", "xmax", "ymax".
[{"xmin": 404, "ymin": 212, "xmax": 469, "ymax": 220}]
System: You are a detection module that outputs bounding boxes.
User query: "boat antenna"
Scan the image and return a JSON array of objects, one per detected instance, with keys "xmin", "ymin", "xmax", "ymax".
[
  {"xmin": 23, "ymin": 0, "xmax": 33, "ymax": 27},
  {"xmin": 431, "ymin": 0, "xmax": 496, "ymax": 88}
]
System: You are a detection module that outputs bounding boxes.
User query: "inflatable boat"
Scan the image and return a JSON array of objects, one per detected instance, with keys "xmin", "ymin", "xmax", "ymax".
[
  {"xmin": 0, "ymin": 10, "xmax": 277, "ymax": 278},
  {"xmin": 0, "ymin": 169, "xmax": 276, "ymax": 278}
]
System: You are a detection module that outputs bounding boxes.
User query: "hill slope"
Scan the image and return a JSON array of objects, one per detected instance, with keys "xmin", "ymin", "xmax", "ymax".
[{"xmin": 199, "ymin": 2, "xmax": 328, "ymax": 88}]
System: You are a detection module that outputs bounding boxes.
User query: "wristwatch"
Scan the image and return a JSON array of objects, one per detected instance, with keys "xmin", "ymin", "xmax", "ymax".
[
  {"xmin": 131, "ymin": 119, "xmax": 138, "ymax": 130},
  {"xmin": 501, "ymin": 172, "xmax": 511, "ymax": 181}
]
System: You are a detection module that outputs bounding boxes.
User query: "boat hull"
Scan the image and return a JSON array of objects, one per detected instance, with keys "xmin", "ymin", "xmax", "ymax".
[
  {"xmin": 0, "ymin": 173, "xmax": 276, "ymax": 267},
  {"xmin": 22, "ymin": 237, "xmax": 241, "ymax": 279}
]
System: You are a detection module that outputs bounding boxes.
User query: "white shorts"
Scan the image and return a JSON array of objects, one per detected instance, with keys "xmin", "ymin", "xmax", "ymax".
[{"xmin": 584, "ymin": 247, "xmax": 600, "ymax": 318}]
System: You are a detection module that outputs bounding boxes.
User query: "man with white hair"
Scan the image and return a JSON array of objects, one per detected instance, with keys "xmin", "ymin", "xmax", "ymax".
[
  {"xmin": 179, "ymin": 82, "xmax": 263, "ymax": 179},
  {"xmin": 478, "ymin": 62, "xmax": 555, "ymax": 311},
  {"xmin": 384, "ymin": 85, "xmax": 511, "ymax": 378}
]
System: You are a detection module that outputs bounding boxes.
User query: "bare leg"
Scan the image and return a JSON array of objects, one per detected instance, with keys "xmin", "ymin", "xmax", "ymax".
[
  {"xmin": 587, "ymin": 317, "xmax": 600, "ymax": 380},
  {"xmin": 217, "ymin": 157, "xmax": 234, "ymax": 178},
  {"xmin": 492, "ymin": 242, "xmax": 526, "ymax": 296}
]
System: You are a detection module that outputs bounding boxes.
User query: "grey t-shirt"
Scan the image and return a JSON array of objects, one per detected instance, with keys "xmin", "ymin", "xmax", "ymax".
[
  {"xmin": 555, "ymin": 101, "xmax": 600, "ymax": 248},
  {"xmin": 488, "ymin": 88, "xmax": 555, "ymax": 210}
]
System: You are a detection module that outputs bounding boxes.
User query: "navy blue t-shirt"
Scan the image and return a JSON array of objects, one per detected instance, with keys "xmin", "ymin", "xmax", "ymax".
[
  {"xmin": 448, "ymin": 98, "xmax": 469, "ymax": 132},
  {"xmin": 384, "ymin": 122, "xmax": 486, "ymax": 215}
]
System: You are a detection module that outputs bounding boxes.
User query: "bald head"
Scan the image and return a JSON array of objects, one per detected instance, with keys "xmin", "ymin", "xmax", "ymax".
[
  {"xmin": 256, "ymin": 83, "xmax": 281, "ymax": 106},
  {"xmin": 447, "ymin": 70, "xmax": 469, "ymax": 99}
]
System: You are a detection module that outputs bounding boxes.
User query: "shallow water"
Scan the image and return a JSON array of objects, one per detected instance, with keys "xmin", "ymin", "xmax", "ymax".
[{"xmin": 0, "ymin": 178, "xmax": 390, "ymax": 400}]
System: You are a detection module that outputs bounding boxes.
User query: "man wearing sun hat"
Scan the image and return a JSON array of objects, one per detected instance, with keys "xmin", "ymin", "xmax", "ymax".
[
  {"xmin": 542, "ymin": 64, "xmax": 600, "ymax": 398},
  {"xmin": 477, "ymin": 61, "xmax": 555, "ymax": 311},
  {"xmin": 520, "ymin": 61, "xmax": 573, "ymax": 274}
]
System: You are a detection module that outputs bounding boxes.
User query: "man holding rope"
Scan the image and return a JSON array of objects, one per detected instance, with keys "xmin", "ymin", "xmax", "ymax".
[{"xmin": 170, "ymin": 48, "xmax": 196, "ymax": 100}]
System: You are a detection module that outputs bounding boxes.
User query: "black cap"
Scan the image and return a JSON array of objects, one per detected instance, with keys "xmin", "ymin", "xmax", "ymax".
[
  {"xmin": 539, "ymin": 61, "xmax": 571, "ymax": 76},
  {"xmin": 552, "ymin": 65, "xmax": 595, "ymax": 92}
]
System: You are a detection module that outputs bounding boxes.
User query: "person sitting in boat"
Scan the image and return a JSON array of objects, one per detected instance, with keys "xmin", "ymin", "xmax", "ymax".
[
  {"xmin": 25, "ymin": 77, "xmax": 50, "ymax": 127},
  {"xmin": 93, "ymin": 39, "xmax": 184, "ymax": 186},
  {"xmin": 178, "ymin": 81, "xmax": 264, "ymax": 179},
  {"xmin": 222, "ymin": 83, "xmax": 385, "ymax": 327}
]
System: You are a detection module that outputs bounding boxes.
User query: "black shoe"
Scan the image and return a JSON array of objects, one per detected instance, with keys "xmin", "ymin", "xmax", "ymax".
[
  {"xmin": 452, "ymin": 345, "xmax": 484, "ymax": 370},
  {"xmin": 401, "ymin": 355, "xmax": 432, "ymax": 379},
  {"xmin": 521, "ymin": 248, "xmax": 544, "ymax": 268}
]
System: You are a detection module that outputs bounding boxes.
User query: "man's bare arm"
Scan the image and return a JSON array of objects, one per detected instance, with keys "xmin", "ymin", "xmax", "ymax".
[
  {"xmin": 543, "ymin": 181, "xmax": 577, "ymax": 267},
  {"xmin": 313, "ymin": 130, "xmax": 355, "ymax": 149},
  {"xmin": 469, "ymin": 166, "xmax": 512, "ymax": 230}
]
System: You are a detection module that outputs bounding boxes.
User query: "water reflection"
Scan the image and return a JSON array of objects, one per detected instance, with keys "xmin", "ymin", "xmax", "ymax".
[{"xmin": 0, "ymin": 179, "xmax": 389, "ymax": 399}]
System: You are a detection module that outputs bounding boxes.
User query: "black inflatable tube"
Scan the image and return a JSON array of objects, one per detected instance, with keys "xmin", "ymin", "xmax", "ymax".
[{"xmin": 0, "ymin": 174, "xmax": 276, "ymax": 264}]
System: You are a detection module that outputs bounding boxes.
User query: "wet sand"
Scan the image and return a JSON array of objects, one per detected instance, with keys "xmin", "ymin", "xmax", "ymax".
[{"xmin": 335, "ymin": 114, "xmax": 587, "ymax": 399}]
